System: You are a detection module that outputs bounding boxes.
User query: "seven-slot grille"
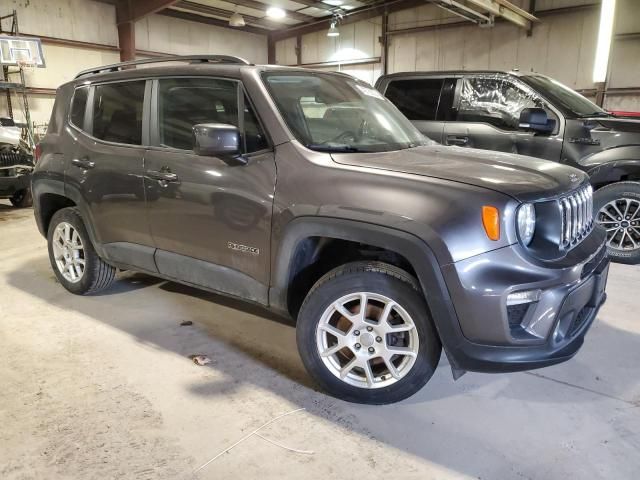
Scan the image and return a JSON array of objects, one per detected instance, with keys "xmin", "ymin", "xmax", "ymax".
[{"xmin": 559, "ymin": 184, "xmax": 594, "ymax": 249}]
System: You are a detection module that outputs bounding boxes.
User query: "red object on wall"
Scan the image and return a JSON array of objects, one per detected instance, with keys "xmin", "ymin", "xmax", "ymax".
[{"xmin": 609, "ymin": 111, "xmax": 640, "ymax": 118}]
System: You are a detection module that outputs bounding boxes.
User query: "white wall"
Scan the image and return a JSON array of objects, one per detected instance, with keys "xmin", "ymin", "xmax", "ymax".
[
  {"xmin": 275, "ymin": 17, "xmax": 383, "ymax": 86},
  {"xmin": 2, "ymin": 0, "xmax": 268, "ymax": 125},
  {"xmin": 275, "ymin": 0, "xmax": 640, "ymax": 111},
  {"xmin": 135, "ymin": 14, "xmax": 267, "ymax": 63}
]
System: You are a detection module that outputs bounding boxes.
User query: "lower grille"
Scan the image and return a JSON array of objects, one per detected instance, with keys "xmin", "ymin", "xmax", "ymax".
[
  {"xmin": 0, "ymin": 152, "xmax": 32, "ymax": 168},
  {"xmin": 559, "ymin": 184, "xmax": 594, "ymax": 250},
  {"xmin": 507, "ymin": 303, "xmax": 530, "ymax": 329},
  {"xmin": 568, "ymin": 307, "xmax": 591, "ymax": 336}
]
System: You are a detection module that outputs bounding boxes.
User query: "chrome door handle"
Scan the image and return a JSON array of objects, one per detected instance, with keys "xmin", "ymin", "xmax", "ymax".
[{"xmin": 71, "ymin": 158, "xmax": 95, "ymax": 169}]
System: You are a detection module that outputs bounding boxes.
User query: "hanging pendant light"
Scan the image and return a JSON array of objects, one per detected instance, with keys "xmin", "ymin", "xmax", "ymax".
[
  {"xmin": 229, "ymin": 6, "xmax": 245, "ymax": 27},
  {"xmin": 327, "ymin": 21, "xmax": 339, "ymax": 37}
]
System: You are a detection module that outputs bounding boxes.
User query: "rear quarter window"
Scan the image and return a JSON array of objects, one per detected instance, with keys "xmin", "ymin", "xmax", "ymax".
[{"xmin": 69, "ymin": 86, "xmax": 89, "ymax": 129}]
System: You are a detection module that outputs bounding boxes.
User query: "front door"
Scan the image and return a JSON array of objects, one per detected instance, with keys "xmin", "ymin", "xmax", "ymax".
[
  {"xmin": 444, "ymin": 75, "xmax": 563, "ymax": 161},
  {"xmin": 144, "ymin": 77, "xmax": 275, "ymax": 303}
]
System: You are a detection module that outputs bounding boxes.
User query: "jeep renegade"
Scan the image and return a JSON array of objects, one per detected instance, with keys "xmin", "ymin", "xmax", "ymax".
[{"xmin": 33, "ymin": 56, "xmax": 609, "ymax": 404}]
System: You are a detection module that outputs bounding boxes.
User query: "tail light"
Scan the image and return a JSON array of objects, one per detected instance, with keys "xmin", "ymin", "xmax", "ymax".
[{"xmin": 34, "ymin": 143, "xmax": 42, "ymax": 163}]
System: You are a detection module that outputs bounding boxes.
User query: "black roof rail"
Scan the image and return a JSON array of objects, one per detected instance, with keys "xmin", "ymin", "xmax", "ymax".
[{"xmin": 74, "ymin": 55, "xmax": 251, "ymax": 79}]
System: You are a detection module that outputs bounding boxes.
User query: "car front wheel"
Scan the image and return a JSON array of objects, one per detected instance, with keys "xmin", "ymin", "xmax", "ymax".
[
  {"xmin": 296, "ymin": 261, "xmax": 441, "ymax": 404},
  {"xmin": 594, "ymin": 181, "xmax": 640, "ymax": 264}
]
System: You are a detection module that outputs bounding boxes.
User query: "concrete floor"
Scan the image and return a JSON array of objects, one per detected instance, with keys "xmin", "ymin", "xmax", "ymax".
[{"xmin": 0, "ymin": 200, "xmax": 638, "ymax": 480}]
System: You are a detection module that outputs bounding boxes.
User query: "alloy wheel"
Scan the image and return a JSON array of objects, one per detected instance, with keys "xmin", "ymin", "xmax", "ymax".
[
  {"xmin": 315, "ymin": 292, "xmax": 419, "ymax": 389},
  {"xmin": 52, "ymin": 222, "xmax": 86, "ymax": 283},
  {"xmin": 596, "ymin": 198, "xmax": 640, "ymax": 251}
]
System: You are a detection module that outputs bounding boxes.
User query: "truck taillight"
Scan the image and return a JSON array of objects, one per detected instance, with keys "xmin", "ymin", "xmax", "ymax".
[{"xmin": 34, "ymin": 143, "xmax": 42, "ymax": 163}]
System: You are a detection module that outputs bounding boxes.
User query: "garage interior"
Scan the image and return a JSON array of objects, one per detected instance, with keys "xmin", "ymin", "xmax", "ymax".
[{"xmin": 1, "ymin": 0, "xmax": 639, "ymax": 478}]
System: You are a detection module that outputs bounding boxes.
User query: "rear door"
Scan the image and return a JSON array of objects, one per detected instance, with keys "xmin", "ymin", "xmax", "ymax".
[
  {"xmin": 378, "ymin": 76, "xmax": 447, "ymax": 143},
  {"xmin": 65, "ymin": 79, "xmax": 156, "ymax": 271},
  {"xmin": 143, "ymin": 76, "xmax": 275, "ymax": 303},
  {"xmin": 443, "ymin": 75, "xmax": 563, "ymax": 160}
]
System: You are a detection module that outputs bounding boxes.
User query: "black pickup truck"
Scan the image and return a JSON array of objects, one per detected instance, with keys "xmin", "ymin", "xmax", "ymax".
[{"xmin": 376, "ymin": 71, "xmax": 640, "ymax": 264}]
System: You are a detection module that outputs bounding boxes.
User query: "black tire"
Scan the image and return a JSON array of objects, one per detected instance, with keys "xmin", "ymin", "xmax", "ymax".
[
  {"xmin": 594, "ymin": 181, "xmax": 640, "ymax": 265},
  {"xmin": 9, "ymin": 188, "xmax": 32, "ymax": 208},
  {"xmin": 296, "ymin": 261, "xmax": 441, "ymax": 404},
  {"xmin": 47, "ymin": 207, "xmax": 116, "ymax": 295}
]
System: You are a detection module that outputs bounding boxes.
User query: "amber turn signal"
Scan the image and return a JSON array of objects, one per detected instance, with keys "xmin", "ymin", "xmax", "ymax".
[{"xmin": 482, "ymin": 206, "xmax": 500, "ymax": 241}]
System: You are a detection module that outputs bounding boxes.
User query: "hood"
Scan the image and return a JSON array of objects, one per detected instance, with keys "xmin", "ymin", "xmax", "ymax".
[
  {"xmin": 331, "ymin": 145, "xmax": 587, "ymax": 202},
  {"xmin": 595, "ymin": 116, "xmax": 640, "ymax": 134}
]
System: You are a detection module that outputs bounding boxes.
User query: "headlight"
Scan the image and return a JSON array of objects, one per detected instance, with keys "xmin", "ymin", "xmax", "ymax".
[{"xmin": 517, "ymin": 203, "xmax": 536, "ymax": 246}]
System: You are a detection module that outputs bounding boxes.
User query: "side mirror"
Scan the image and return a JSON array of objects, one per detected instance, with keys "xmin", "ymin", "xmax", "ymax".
[
  {"xmin": 518, "ymin": 108, "xmax": 556, "ymax": 134},
  {"xmin": 192, "ymin": 123, "xmax": 246, "ymax": 164}
]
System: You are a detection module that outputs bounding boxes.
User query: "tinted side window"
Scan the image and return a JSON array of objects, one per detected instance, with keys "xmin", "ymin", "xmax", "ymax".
[
  {"xmin": 457, "ymin": 77, "xmax": 546, "ymax": 130},
  {"xmin": 92, "ymin": 81, "xmax": 145, "ymax": 145},
  {"xmin": 70, "ymin": 86, "xmax": 89, "ymax": 129},
  {"xmin": 158, "ymin": 78, "xmax": 238, "ymax": 151},
  {"xmin": 384, "ymin": 79, "xmax": 444, "ymax": 121}
]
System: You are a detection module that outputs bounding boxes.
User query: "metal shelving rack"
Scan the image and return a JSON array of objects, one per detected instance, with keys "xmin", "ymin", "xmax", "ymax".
[{"xmin": 0, "ymin": 10, "xmax": 35, "ymax": 151}]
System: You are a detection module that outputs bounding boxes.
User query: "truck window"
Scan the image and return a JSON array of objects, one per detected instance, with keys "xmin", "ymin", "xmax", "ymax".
[
  {"xmin": 457, "ymin": 77, "xmax": 548, "ymax": 131},
  {"xmin": 384, "ymin": 79, "xmax": 444, "ymax": 121}
]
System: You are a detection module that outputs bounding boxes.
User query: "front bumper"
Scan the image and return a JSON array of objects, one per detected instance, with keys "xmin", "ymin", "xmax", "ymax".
[
  {"xmin": 0, "ymin": 170, "xmax": 32, "ymax": 198},
  {"xmin": 439, "ymin": 230, "xmax": 609, "ymax": 373}
]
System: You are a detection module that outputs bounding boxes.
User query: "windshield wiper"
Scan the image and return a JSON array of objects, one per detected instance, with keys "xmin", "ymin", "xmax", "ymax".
[{"xmin": 306, "ymin": 144, "xmax": 363, "ymax": 153}]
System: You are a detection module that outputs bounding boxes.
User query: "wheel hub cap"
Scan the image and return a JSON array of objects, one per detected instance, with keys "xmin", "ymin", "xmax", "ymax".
[
  {"xmin": 52, "ymin": 222, "xmax": 86, "ymax": 283},
  {"xmin": 315, "ymin": 292, "xmax": 419, "ymax": 389}
]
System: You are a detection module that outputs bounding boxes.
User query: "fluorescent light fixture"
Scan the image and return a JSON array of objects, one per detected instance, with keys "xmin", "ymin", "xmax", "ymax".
[
  {"xmin": 266, "ymin": 7, "xmax": 286, "ymax": 19},
  {"xmin": 593, "ymin": 0, "xmax": 616, "ymax": 83},
  {"xmin": 327, "ymin": 21, "xmax": 339, "ymax": 37},
  {"xmin": 323, "ymin": 0, "xmax": 344, "ymax": 5},
  {"xmin": 229, "ymin": 11, "xmax": 245, "ymax": 27}
]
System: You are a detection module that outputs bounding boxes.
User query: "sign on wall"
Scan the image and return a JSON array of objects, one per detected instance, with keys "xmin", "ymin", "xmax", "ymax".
[{"xmin": 0, "ymin": 36, "xmax": 45, "ymax": 67}]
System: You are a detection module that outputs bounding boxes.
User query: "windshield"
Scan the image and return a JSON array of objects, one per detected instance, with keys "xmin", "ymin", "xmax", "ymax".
[
  {"xmin": 263, "ymin": 72, "xmax": 430, "ymax": 153},
  {"xmin": 522, "ymin": 75, "xmax": 608, "ymax": 118}
]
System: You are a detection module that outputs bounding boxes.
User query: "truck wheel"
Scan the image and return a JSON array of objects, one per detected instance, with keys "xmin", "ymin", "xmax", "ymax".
[
  {"xmin": 594, "ymin": 182, "xmax": 640, "ymax": 265},
  {"xmin": 47, "ymin": 207, "xmax": 116, "ymax": 295},
  {"xmin": 296, "ymin": 261, "xmax": 441, "ymax": 404},
  {"xmin": 9, "ymin": 189, "xmax": 32, "ymax": 208}
]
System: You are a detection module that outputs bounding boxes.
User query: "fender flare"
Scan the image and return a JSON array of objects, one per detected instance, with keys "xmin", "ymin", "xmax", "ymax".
[
  {"xmin": 268, "ymin": 217, "xmax": 466, "ymax": 361},
  {"xmin": 581, "ymin": 146, "xmax": 640, "ymax": 186}
]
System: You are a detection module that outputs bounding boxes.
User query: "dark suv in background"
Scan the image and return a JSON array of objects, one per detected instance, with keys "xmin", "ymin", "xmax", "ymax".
[
  {"xmin": 376, "ymin": 71, "xmax": 640, "ymax": 264},
  {"xmin": 33, "ymin": 57, "xmax": 609, "ymax": 404}
]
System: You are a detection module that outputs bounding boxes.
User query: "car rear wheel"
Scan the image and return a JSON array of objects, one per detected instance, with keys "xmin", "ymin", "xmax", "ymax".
[
  {"xmin": 594, "ymin": 181, "xmax": 640, "ymax": 265},
  {"xmin": 47, "ymin": 207, "xmax": 116, "ymax": 294},
  {"xmin": 296, "ymin": 261, "xmax": 441, "ymax": 404},
  {"xmin": 9, "ymin": 188, "xmax": 32, "ymax": 208}
]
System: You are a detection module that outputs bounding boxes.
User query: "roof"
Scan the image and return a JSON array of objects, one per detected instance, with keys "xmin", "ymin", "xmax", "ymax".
[
  {"xmin": 378, "ymin": 70, "xmax": 533, "ymax": 79},
  {"xmin": 69, "ymin": 56, "xmax": 359, "ymax": 87}
]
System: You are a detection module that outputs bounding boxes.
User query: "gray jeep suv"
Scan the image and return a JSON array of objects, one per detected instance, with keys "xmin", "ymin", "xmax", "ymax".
[{"xmin": 33, "ymin": 56, "xmax": 609, "ymax": 404}]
